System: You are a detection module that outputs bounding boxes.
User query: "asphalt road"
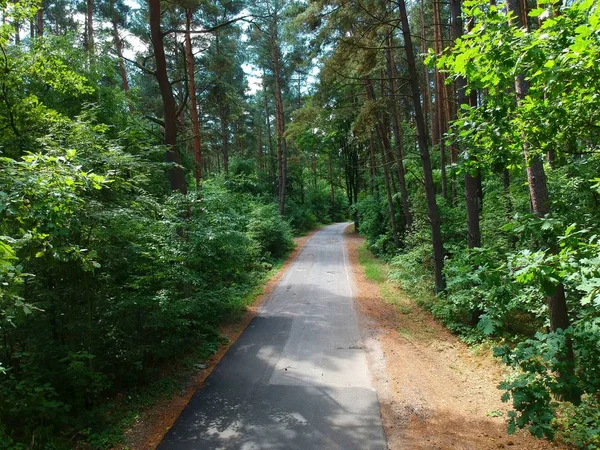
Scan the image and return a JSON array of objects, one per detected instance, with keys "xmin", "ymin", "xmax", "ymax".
[{"xmin": 158, "ymin": 223, "xmax": 386, "ymax": 450}]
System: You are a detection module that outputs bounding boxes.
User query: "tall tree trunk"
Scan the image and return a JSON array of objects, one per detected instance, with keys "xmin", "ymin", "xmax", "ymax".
[
  {"xmin": 312, "ymin": 146, "xmax": 317, "ymax": 189},
  {"xmin": 87, "ymin": 0, "xmax": 94, "ymax": 53},
  {"xmin": 386, "ymin": 35, "xmax": 412, "ymax": 229},
  {"xmin": 448, "ymin": 80, "xmax": 459, "ymax": 203},
  {"xmin": 36, "ymin": 7, "xmax": 43, "ymax": 36},
  {"xmin": 368, "ymin": 134, "xmax": 378, "ymax": 194},
  {"xmin": 272, "ymin": 30, "xmax": 287, "ymax": 214},
  {"xmin": 433, "ymin": 0, "xmax": 449, "ymax": 199},
  {"xmin": 450, "ymin": 0, "xmax": 481, "ymax": 249},
  {"xmin": 263, "ymin": 79, "xmax": 277, "ymax": 194},
  {"xmin": 185, "ymin": 9, "xmax": 202, "ymax": 186},
  {"xmin": 397, "ymin": 0, "xmax": 446, "ymax": 291},
  {"xmin": 148, "ymin": 0, "xmax": 187, "ymax": 194},
  {"xmin": 257, "ymin": 121, "xmax": 264, "ymax": 171},
  {"xmin": 112, "ymin": 20, "xmax": 130, "ymax": 93},
  {"xmin": 220, "ymin": 111, "xmax": 229, "ymax": 175},
  {"xmin": 110, "ymin": 1, "xmax": 131, "ymax": 111},
  {"xmin": 328, "ymin": 153, "xmax": 335, "ymax": 213},
  {"xmin": 366, "ymin": 80, "xmax": 401, "ymax": 248},
  {"xmin": 507, "ymin": 0, "xmax": 575, "ymax": 395},
  {"xmin": 14, "ymin": 22, "xmax": 20, "ymax": 44}
]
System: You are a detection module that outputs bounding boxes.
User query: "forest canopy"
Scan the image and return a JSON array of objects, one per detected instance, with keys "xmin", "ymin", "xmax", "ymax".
[{"xmin": 0, "ymin": 0, "xmax": 599, "ymax": 448}]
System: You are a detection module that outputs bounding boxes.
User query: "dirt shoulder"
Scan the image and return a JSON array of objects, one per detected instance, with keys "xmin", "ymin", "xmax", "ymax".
[
  {"xmin": 345, "ymin": 230, "xmax": 568, "ymax": 450},
  {"xmin": 118, "ymin": 229, "xmax": 320, "ymax": 450}
]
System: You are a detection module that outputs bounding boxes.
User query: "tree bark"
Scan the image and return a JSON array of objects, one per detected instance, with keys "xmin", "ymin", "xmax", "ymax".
[
  {"xmin": 272, "ymin": 28, "xmax": 287, "ymax": 214},
  {"xmin": 450, "ymin": 0, "xmax": 481, "ymax": 249},
  {"xmin": 36, "ymin": 7, "xmax": 43, "ymax": 37},
  {"xmin": 368, "ymin": 133, "xmax": 378, "ymax": 194},
  {"xmin": 328, "ymin": 153, "xmax": 335, "ymax": 213},
  {"xmin": 507, "ymin": 0, "xmax": 575, "ymax": 396},
  {"xmin": 87, "ymin": 0, "xmax": 94, "ymax": 53},
  {"xmin": 397, "ymin": 0, "xmax": 446, "ymax": 291},
  {"xmin": 185, "ymin": 8, "xmax": 202, "ymax": 186},
  {"xmin": 148, "ymin": 0, "xmax": 187, "ymax": 194},
  {"xmin": 386, "ymin": 35, "xmax": 412, "ymax": 230},
  {"xmin": 110, "ymin": 0, "xmax": 131, "ymax": 111},
  {"xmin": 366, "ymin": 80, "xmax": 401, "ymax": 248},
  {"xmin": 112, "ymin": 20, "xmax": 130, "ymax": 92},
  {"xmin": 263, "ymin": 79, "xmax": 277, "ymax": 194},
  {"xmin": 433, "ymin": 0, "xmax": 449, "ymax": 199},
  {"xmin": 13, "ymin": 18, "xmax": 20, "ymax": 44},
  {"xmin": 257, "ymin": 121, "xmax": 264, "ymax": 171},
  {"xmin": 220, "ymin": 104, "xmax": 230, "ymax": 175}
]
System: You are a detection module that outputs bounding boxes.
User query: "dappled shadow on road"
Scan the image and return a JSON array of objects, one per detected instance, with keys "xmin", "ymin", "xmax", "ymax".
[
  {"xmin": 159, "ymin": 382, "xmax": 383, "ymax": 450},
  {"xmin": 159, "ymin": 281, "xmax": 386, "ymax": 450}
]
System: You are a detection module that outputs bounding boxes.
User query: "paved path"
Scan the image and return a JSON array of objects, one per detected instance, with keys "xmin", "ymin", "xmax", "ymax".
[{"xmin": 158, "ymin": 223, "xmax": 386, "ymax": 450}]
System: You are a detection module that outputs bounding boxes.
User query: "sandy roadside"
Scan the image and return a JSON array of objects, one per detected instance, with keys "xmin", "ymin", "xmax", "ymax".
[{"xmin": 345, "ymin": 229, "xmax": 569, "ymax": 450}]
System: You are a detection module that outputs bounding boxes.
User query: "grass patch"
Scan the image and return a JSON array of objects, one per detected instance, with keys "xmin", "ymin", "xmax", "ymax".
[
  {"xmin": 358, "ymin": 244, "xmax": 387, "ymax": 284},
  {"xmin": 357, "ymin": 243, "xmax": 414, "ymax": 309},
  {"xmin": 238, "ymin": 258, "xmax": 285, "ymax": 310}
]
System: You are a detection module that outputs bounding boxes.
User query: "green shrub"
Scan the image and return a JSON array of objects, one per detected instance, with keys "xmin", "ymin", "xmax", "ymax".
[
  {"xmin": 555, "ymin": 395, "xmax": 600, "ymax": 450},
  {"xmin": 284, "ymin": 199, "xmax": 319, "ymax": 233},
  {"xmin": 247, "ymin": 204, "xmax": 294, "ymax": 259},
  {"xmin": 355, "ymin": 195, "xmax": 391, "ymax": 256}
]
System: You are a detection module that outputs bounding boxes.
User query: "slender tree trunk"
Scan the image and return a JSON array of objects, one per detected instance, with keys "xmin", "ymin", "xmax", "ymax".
[
  {"xmin": 13, "ymin": 21, "xmax": 20, "ymax": 44},
  {"xmin": 368, "ymin": 134, "xmax": 378, "ymax": 194},
  {"xmin": 148, "ymin": 0, "xmax": 186, "ymax": 194},
  {"xmin": 507, "ymin": 0, "xmax": 575, "ymax": 395},
  {"xmin": 450, "ymin": 0, "xmax": 481, "ymax": 249},
  {"xmin": 257, "ymin": 121, "xmax": 264, "ymax": 171},
  {"xmin": 185, "ymin": 9, "xmax": 202, "ymax": 186},
  {"xmin": 433, "ymin": 0, "xmax": 449, "ymax": 199},
  {"xmin": 328, "ymin": 153, "xmax": 335, "ymax": 213},
  {"xmin": 397, "ymin": 0, "xmax": 446, "ymax": 291},
  {"xmin": 420, "ymin": 5, "xmax": 434, "ymax": 151},
  {"xmin": 366, "ymin": 80, "xmax": 401, "ymax": 248},
  {"xmin": 174, "ymin": 43, "xmax": 186, "ymax": 129},
  {"xmin": 272, "ymin": 29, "xmax": 287, "ymax": 214},
  {"xmin": 351, "ymin": 145, "xmax": 360, "ymax": 229},
  {"xmin": 507, "ymin": 0, "xmax": 551, "ymax": 218},
  {"xmin": 220, "ymin": 104, "xmax": 229, "ymax": 175},
  {"xmin": 386, "ymin": 35, "xmax": 412, "ymax": 229},
  {"xmin": 112, "ymin": 20, "xmax": 130, "ymax": 92},
  {"xmin": 448, "ymin": 81, "xmax": 459, "ymax": 203},
  {"xmin": 419, "ymin": 2, "xmax": 436, "ymax": 200},
  {"xmin": 36, "ymin": 7, "xmax": 43, "ymax": 36},
  {"xmin": 87, "ymin": 0, "xmax": 94, "ymax": 53},
  {"xmin": 312, "ymin": 147, "xmax": 317, "ymax": 189},
  {"xmin": 263, "ymin": 80, "xmax": 277, "ymax": 194},
  {"xmin": 110, "ymin": 1, "xmax": 131, "ymax": 112}
]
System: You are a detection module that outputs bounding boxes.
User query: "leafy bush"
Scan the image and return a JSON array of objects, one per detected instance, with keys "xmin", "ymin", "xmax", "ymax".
[
  {"xmin": 355, "ymin": 195, "xmax": 395, "ymax": 257},
  {"xmin": 494, "ymin": 331, "xmax": 580, "ymax": 439},
  {"xmin": 247, "ymin": 204, "xmax": 294, "ymax": 259},
  {"xmin": 555, "ymin": 395, "xmax": 600, "ymax": 450},
  {"xmin": 0, "ymin": 125, "xmax": 276, "ymax": 447},
  {"xmin": 284, "ymin": 199, "xmax": 319, "ymax": 233}
]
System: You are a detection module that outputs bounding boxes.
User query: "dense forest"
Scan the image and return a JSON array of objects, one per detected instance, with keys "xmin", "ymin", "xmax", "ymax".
[{"xmin": 0, "ymin": 0, "xmax": 599, "ymax": 448}]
